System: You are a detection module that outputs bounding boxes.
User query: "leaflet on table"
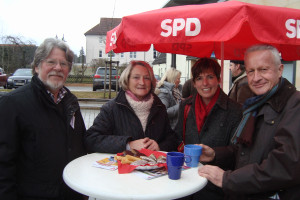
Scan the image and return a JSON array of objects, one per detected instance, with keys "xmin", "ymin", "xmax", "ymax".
[
  {"xmin": 133, "ymin": 165, "xmax": 191, "ymax": 180},
  {"xmin": 132, "ymin": 168, "xmax": 168, "ymax": 180},
  {"xmin": 93, "ymin": 156, "xmax": 118, "ymax": 171}
]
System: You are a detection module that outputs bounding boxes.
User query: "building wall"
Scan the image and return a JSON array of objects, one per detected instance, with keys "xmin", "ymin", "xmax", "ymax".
[
  {"xmin": 235, "ymin": 0, "xmax": 300, "ymax": 8},
  {"xmin": 152, "ymin": 63, "xmax": 167, "ymax": 78},
  {"xmin": 86, "ymin": 35, "xmax": 156, "ymax": 68},
  {"xmin": 86, "ymin": 35, "xmax": 101, "ymax": 64}
]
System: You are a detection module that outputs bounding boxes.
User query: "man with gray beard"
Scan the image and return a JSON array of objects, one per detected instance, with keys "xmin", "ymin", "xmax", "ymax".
[{"xmin": 0, "ymin": 38, "xmax": 87, "ymax": 200}]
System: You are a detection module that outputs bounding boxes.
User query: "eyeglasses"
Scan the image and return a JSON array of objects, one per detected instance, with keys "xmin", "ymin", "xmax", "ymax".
[{"xmin": 43, "ymin": 59, "xmax": 70, "ymax": 68}]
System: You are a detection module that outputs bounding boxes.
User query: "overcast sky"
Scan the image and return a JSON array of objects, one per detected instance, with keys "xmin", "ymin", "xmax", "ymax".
[{"xmin": 0, "ymin": 0, "xmax": 168, "ymax": 55}]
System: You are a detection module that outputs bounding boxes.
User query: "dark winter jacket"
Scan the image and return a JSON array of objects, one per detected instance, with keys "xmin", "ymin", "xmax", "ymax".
[
  {"xmin": 182, "ymin": 78, "xmax": 197, "ymax": 98},
  {"xmin": 0, "ymin": 75, "xmax": 86, "ymax": 200},
  {"xmin": 215, "ymin": 79, "xmax": 300, "ymax": 200},
  {"xmin": 85, "ymin": 89, "xmax": 178, "ymax": 153},
  {"xmin": 228, "ymin": 71, "xmax": 255, "ymax": 105},
  {"xmin": 176, "ymin": 89, "xmax": 242, "ymax": 147},
  {"xmin": 175, "ymin": 89, "xmax": 242, "ymax": 200}
]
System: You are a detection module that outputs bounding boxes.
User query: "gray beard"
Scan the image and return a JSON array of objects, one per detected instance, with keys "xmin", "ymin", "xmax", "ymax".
[{"xmin": 38, "ymin": 74, "xmax": 65, "ymax": 92}]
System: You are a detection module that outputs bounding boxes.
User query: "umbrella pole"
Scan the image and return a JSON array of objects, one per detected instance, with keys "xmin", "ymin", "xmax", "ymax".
[{"xmin": 220, "ymin": 42, "xmax": 224, "ymax": 89}]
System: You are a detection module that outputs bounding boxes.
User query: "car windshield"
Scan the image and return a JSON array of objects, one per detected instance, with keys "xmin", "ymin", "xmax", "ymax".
[
  {"xmin": 96, "ymin": 68, "xmax": 117, "ymax": 75},
  {"xmin": 14, "ymin": 69, "xmax": 32, "ymax": 76}
]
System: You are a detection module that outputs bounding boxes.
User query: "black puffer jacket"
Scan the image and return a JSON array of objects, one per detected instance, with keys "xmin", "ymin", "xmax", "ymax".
[
  {"xmin": 0, "ymin": 75, "xmax": 86, "ymax": 200},
  {"xmin": 85, "ymin": 90, "xmax": 178, "ymax": 153}
]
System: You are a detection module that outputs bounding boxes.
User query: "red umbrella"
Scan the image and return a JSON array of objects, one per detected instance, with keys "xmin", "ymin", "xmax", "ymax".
[{"xmin": 105, "ymin": 1, "xmax": 300, "ymax": 61}]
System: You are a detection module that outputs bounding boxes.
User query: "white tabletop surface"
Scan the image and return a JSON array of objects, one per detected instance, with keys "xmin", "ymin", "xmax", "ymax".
[{"xmin": 63, "ymin": 153, "xmax": 207, "ymax": 200}]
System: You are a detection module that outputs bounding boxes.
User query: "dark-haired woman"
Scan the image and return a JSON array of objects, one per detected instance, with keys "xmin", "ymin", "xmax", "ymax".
[{"xmin": 175, "ymin": 58, "xmax": 242, "ymax": 200}]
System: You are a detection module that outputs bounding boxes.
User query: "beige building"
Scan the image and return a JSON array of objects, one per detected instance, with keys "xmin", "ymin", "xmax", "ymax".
[{"xmin": 85, "ymin": 18, "xmax": 157, "ymax": 68}]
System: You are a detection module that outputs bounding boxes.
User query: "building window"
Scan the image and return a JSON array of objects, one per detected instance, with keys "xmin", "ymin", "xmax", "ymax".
[
  {"xmin": 153, "ymin": 49, "xmax": 157, "ymax": 59},
  {"xmin": 99, "ymin": 50, "xmax": 102, "ymax": 58},
  {"xmin": 130, "ymin": 52, "xmax": 136, "ymax": 58},
  {"xmin": 121, "ymin": 53, "xmax": 124, "ymax": 58},
  {"xmin": 99, "ymin": 36, "xmax": 105, "ymax": 44}
]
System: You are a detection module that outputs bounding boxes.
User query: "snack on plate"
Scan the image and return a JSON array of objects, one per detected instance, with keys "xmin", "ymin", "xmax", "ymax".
[
  {"xmin": 138, "ymin": 154, "xmax": 166, "ymax": 165},
  {"xmin": 122, "ymin": 149, "xmax": 147, "ymax": 158},
  {"xmin": 114, "ymin": 149, "xmax": 144, "ymax": 164},
  {"xmin": 121, "ymin": 155, "xmax": 141, "ymax": 164},
  {"xmin": 114, "ymin": 149, "xmax": 167, "ymax": 166}
]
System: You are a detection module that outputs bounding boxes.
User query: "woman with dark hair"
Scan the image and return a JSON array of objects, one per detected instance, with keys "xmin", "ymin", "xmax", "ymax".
[
  {"xmin": 85, "ymin": 60, "xmax": 177, "ymax": 153},
  {"xmin": 175, "ymin": 57, "xmax": 242, "ymax": 200}
]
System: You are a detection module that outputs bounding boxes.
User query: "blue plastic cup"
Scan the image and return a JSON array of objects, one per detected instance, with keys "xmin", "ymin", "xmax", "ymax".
[
  {"xmin": 184, "ymin": 144, "xmax": 202, "ymax": 167},
  {"xmin": 167, "ymin": 152, "xmax": 191, "ymax": 180}
]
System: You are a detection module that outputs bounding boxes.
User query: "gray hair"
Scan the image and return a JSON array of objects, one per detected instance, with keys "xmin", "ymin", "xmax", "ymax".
[
  {"xmin": 31, "ymin": 38, "xmax": 74, "ymax": 75},
  {"xmin": 119, "ymin": 60, "xmax": 156, "ymax": 92},
  {"xmin": 245, "ymin": 44, "xmax": 281, "ymax": 66}
]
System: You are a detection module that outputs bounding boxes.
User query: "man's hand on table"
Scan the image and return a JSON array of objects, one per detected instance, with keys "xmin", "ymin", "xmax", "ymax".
[{"xmin": 198, "ymin": 165, "xmax": 224, "ymax": 188}]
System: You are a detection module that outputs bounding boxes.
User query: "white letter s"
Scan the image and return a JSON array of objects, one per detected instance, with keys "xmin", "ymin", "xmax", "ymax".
[{"xmin": 161, "ymin": 19, "xmax": 172, "ymax": 37}]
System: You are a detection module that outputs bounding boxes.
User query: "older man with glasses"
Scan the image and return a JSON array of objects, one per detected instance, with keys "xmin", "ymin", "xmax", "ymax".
[{"xmin": 0, "ymin": 38, "xmax": 87, "ymax": 200}]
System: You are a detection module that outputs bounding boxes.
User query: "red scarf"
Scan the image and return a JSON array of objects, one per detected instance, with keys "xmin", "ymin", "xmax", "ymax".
[{"xmin": 195, "ymin": 87, "xmax": 220, "ymax": 133}]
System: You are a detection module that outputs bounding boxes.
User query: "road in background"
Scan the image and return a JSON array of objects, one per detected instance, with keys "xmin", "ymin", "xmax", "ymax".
[{"xmin": 65, "ymin": 85, "xmax": 92, "ymax": 92}]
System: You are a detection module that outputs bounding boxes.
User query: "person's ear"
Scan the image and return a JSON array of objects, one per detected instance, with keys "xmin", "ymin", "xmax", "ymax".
[
  {"xmin": 278, "ymin": 64, "xmax": 284, "ymax": 77},
  {"xmin": 35, "ymin": 66, "xmax": 39, "ymax": 74}
]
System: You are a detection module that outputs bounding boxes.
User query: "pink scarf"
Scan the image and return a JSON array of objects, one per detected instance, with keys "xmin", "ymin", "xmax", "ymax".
[{"xmin": 125, "ymin": 90, "xmax": 151, "ymax": 102}]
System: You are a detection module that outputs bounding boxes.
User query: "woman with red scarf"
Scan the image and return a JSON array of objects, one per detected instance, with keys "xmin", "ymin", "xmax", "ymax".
[{"xmin": 175, "ymin": 58, "xmax": 242, "ymax": 200}]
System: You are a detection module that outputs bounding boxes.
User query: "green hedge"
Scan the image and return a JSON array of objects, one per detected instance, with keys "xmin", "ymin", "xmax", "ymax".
[{"xmin": 67, "ymin": 75, "xmax": 93, "ymax": 83}]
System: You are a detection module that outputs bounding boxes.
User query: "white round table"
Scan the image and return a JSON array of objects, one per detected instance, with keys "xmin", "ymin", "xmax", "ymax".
[{"xmin": 63, "ymin": 153, "xmax": 207, "ymax": 200}]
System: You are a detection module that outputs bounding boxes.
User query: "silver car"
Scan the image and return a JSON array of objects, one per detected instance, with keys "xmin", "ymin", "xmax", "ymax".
[
  {"xmin": 7, "ymin": 68, "xmax": 32, "ymax": 89},
  {"xmin": 93, "ymin": 67, "xmax": 119, "ymax": 91}
]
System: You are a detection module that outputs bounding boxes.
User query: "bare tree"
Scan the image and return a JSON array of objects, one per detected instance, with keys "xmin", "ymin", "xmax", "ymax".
[
  {"xmin": 74, "ymin": 47, "xmax": 87, "ymax": 82},
  {"xmin": 0, "ymin": 35, "xmax": 36, "ymax": 73},
  {"xmin": 90, "ymin": 58, "xmax": 106, "ymax": 74}
]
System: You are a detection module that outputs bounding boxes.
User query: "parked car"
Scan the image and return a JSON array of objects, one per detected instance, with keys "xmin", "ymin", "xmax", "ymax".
[
  {"xmin": 0, "ymin": 68, "xmax": 8, "ymax": 88},
  {"xmin": 93, "ymin": 67, "xmax": 119, "ymax": 91},
  {"xmin": 7, "ymin": 68, "xmax": 33, "ymax": 89}
]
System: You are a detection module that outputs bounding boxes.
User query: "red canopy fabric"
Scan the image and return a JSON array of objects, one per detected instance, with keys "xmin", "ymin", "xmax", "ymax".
[{"xmin": 106, "ymin": 1, "xmax": 300, "ymax": 61}]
